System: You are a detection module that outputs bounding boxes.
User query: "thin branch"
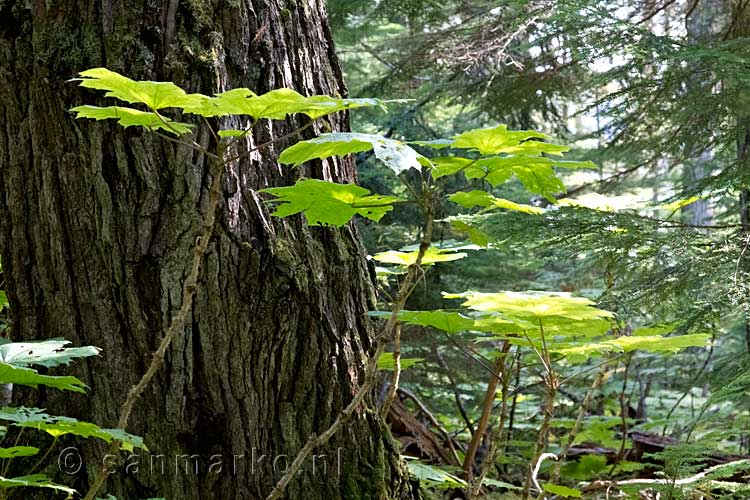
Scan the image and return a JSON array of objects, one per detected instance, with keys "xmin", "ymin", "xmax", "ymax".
[
  {"xmin": 551, "ymin": 363, "xmax": 609, "ymax": 483},
  {"xmin": 661, "ymin": 333, "xmax": 715, "ymax": 436},
  {"xmin": 223, "ymin": 121, "xmax": 315, "ymax": 165},
  {"xmin": 382, "ymin": 198, "xmax": 434, "ymax": 417},
  {"xmin": 462, "ymin": 342, "xmax": 511, "ymax": 477},
  {"xmin": 435, "ymin": 347, "xmax": 475, "ymax": 435},
  {"xmin": 468, "ymin": 347, "xmax": 517, "ymax": 498},
  {"xmin": 608, "ymin": 353, "xmax": 633, "ymax": 476},
  {"xmin": 82, "ymin": 118, "xmax": 319, "ymax": 500},
  {"xmin": 380, "ymin": 322, "xmax": 403, "ymax": 417},
  {"xmin": 584, "ymin": 459, "xmax": 750, "ymax": 491},
  {"xmin": 265, "ymin": 197, "xmax": 435, "ymax": 500}
]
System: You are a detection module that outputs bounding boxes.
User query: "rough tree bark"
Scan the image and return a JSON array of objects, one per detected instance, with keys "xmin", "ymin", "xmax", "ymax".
[{"xmin": 0, "ymin": 2, "xmax": 418, "ymax": 499}]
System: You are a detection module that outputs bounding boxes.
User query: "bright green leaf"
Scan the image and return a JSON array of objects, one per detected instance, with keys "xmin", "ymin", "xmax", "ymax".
[
  {"xmin": 74, "ymin": 68, "xmax": 205, "ymax": 110},
  {"xmin": 0, "ymin": 474, "xmax": 76, "ymax": 495},
  {"xmin": 0, "ymin": 363, "xmax": 87, "ymax": 393},
  {"xmin": 217, "ymin": 129, "xmax": 250, "ymax": 138},
  {"xmin": 0, "ymin": 407, "xmax": 146, "ymax": 452},
  {"xmin": 0, "ymin": 446, "xmax": 39, "ymax": 459},
  {"xmin": 373, "ymin": 247, "xmax": 468, "ymax": 266},
  {"xmin": 279, "ymin": 133, "xmax": 424, "ymax": 174},
  {"xmin": 70, "ymin": 105, "xmax": 193, "ymax": 135},
  {"xmin": 73, "ymin": 68, "xmax": 400, "ymax": 120},
  {"xmin": 429, "ymin": 157, "xmax": 474, "ymax": 178},
  {"xmin": 260, "ymin": 179, "xmax": 401, "ymax": 226},
  {"xmin": 607, "ymin": 334, "xmax": 710, "ymax": 352},
  {"xmin": 452, "ymin": 125, "xmax": 550, "ymax": 155},
  {"xmin": 406, "ymin": 461, "xmax": 466, "ymax": 489},
  {"xmin": 543, "ymin": 483, "xmax": 582, "ymax": 497},
  {"xmin": 661, "ymin": 195, "xmax": 702, "ymax": 212},
  {"xmin": 376, "ymin": 354, "xmax": 423, "ymax": 371},
  {"xmin": 449, "ymin": 190, "xmax": 544, "ymax": 215},
  {"xmin": 450, "ymin": 220, "xmax": 491, "ymax": 247},
  {"xmin": 451, "ymin": 291, "xmax": 613, "ymax": 322},
  {"xmin": 369, "ymin": 310, "xmax": 477, "ymax": 334},
  {"xmin": 482, "ymin": 477, "xmax": 521, "ymax": 489}
]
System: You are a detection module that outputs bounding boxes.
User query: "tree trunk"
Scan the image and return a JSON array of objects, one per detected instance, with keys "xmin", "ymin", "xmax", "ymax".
[{"xmin": 0, "ymin": 2, "xmax": 417, "ymax": 499}]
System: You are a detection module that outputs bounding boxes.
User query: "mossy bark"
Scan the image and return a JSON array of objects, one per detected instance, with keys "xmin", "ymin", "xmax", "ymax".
[{"xmin": 0, "ymin": 1, "xmax": 418, "ymax": 499}]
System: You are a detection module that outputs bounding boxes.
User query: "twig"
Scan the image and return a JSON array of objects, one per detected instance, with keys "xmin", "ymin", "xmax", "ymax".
[
  {"xmin": 397, "ymin": 386, "xmax": 462, "ymax": 464},
  {"xmin": 608, "ymin": 353, "xmax": 633, "ymax": 477},
  {"xmin": 380, "ymin": 322, "xmax": 402, "ymax": 417},
  {"xmin": 462, "ymin": 342, "xmax": 511, "ymax": 477},
  {"xmin": 583, "ymin": 459, "xmax": 750, "ymax": 491},
  {"xmin": 266, "ymin": 193, "xmax": 434, "ymax": 500},
  {"xmin": 532, "ymin": 453, "xmax": 559, "ymax": 496},
  {"xmin": 468, "ymin": 347, "xmax": 517, "ymax": 498},
  {"xmin": 83, "ymin": 117, "xmax": 317, "ymax": 500},
  {"xmin": 661, "ymin": 334, "xmax": 715, "ymax": 437},
  {"xmin": 82, "ymin": 141, "xmax": 226, "ymax": 500},
  {"xmin": 381, "ymin": 199, "xmax": 434, "ymax": 417},
  {"xmin": 523, "ymin": 320, "xmax": 557, "ymax": 500},
  {"xmin": 551, "ymin": 363, "xmax": 609, "ymax": 483},
  {"xmin": 435, "ymin": 347, "xmax": 475, "ymax": 435}
]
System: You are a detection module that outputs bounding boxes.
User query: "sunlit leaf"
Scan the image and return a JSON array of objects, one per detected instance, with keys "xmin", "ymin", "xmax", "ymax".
[
  {"xmin": 70, "ymin": 105, "xmax": 193, "ymax": 135},
  {"xmin": 369, "ymin": 310, "xmax": 476, "ymax": 334},
  {"xmin": 661, "ymin": 195, "xmax": 702, "ymax": 212},
  {"xmin": 608, "ymin": 334, "xmax": 710, "ymax": 352},
  {"xmin": 0, "ymin": 407, "xmax": 146, "ymax": 452},
  {"xmin": 217, "ymin": 129, "xmax": 250, "ymax": 138},
  {"xmin": 373, "ymin": 247, "xmax": 468, "ymax": 266},
  {"xmin": 0, "ymin": 338, "xmax": 99, "ymax": 368},
  {"xmin": 73, "ymin": 68, "xmax": 205, "ymax": 110},
  {"xmin": 0, "ymin": 446, "xmax": 39, "ymax": 459},
  {"xmin": 0, "ymin": 363, "xmax": 87, "ymax": 393},
  {"xmin": 0, "ymin": 474, "xmax": 76, "ymax": 495},
  {"xmin": 543, "ymin": 483, "xmax": 582, "ymax": 497},
  {"xmin": 482, "ymin": 478, "xmax": 521, "ymax": 489},
  {"xmin": 406, "ymin": 461, "xmax": 466, "ymax": 489},
  {"xmin": 450, "ymin": 291, "xmax": 613, "ymax": 322},
  {"xmin": 73, "ymin": 68, "xmax": 396, "ymax": 120},
  {"xmin": 260, "ymin": 179, "xmax": 401, "ymax": 226},
  {"xmin": 279, "ymin": 133, "xmax": 424, "ymax": 174},
  {"xmin": 376, "ymin": 354, "xmax": 423, "ymax": 371},
  {"xmin": 553, "ymin": 334, "xmax": 711, "ymax": 358},
  {"xmin": 449, "ymin": 190, "xmax": 544, "ymax": 215},
  {"xmin": 436, "ymin": 125, "xmax": 551, "ymax": 155},
  {"xmin": 430, "ymin": 157, "xmax": 474, "ymax": 178}
]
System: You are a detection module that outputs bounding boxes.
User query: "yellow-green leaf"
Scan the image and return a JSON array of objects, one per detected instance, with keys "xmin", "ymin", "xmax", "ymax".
[
  {"xmin": 452, "ymin": 125, "xmax": 551, "ymax": 155},
  {"xmin": 279, "ymin": 133, "xmax": 424, "ymax": 174},
  {"xmin": 373, "ymin": 247, "xmax": 468, "ymax": 266},
  {"xmin": 259, "ymin": 179, "xmax": 401, "ymax": 227},
  {"xmin": 449, "ymin": 190, "xmax": 544, "ymax": 215},
  {"xmin": 543, "ymin": 484, "xmax": 582, "ymax": 497},
  {"xmin": 70, "ymin": 105, "xmax": 193, "ymax": 135}
]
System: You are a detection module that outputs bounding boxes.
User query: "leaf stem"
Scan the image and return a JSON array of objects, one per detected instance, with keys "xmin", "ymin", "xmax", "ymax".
[
  {"xmin": 381, "ymin": 193, "xmax": 434, "ymax": 417},
  {"xmin": 81, "ymin": 119, "xmax": 320, "ymax": 500},
  {"xmin": 551, "ymin": 362, "xmax": 609, "ymax": 483},
  {"xmin": 265, "ymin": 192, "xmax": 434, "ymax": 500},
  {"xmin": 467, "ymin": 344, "xmax": 515, "ymax": 499}
]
